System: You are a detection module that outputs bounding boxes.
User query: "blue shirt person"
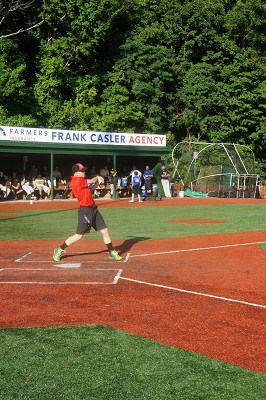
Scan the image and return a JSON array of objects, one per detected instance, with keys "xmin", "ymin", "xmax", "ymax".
[
  {"xmin": 143, "ymin": 165, "xmax": 153, "ymax": 194},
  {"xmin": 129, "ymin": 171, "xmax": 143, "ymax": 203}
]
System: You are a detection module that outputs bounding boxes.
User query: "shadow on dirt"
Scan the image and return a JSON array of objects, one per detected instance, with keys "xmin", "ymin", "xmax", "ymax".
[
  {"xmin": 116, "ymin": 236, "xmax": 152, "ymax": 253},
  {"xmin": 60, "ymin": 236, "xmax": 151, "ymax": 260}
]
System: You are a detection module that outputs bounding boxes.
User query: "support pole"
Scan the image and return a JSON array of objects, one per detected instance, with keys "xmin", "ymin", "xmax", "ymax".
[
  {"xmin": 113, "ymin": 154, "xmax": 117, "ymax": 199},
  {"xmin": 50, "ymin": 152, "xmax": 54, "ymax": 201}
]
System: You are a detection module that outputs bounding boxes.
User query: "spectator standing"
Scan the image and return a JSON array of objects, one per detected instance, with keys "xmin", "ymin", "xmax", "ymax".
[
  {"xmin": 99, "ymin": 165, "xmax": 110, "ymax": 184},
  {"xmin": 129, "ymin": 165, "xmax": 142, "ymax": 178},
  {"xmin": 129, "ymin": 171, "xmax": 143, "ymax": 203},
  {"xmin": 161, "ymin": 165, "xmax": 171, "ymax": 198},
  {"xmin": 143, "ymin": 165, "xmax": 153, "ymax": 195},
  {"xmin": 109, "ymin": 169, "xmax": 118, "ymax": 199},
  {"xmin": 129, "ymin": 165, "xmax": 142, "ymax": 189}
]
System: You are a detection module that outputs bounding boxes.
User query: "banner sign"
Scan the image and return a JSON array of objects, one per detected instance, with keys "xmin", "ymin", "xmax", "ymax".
[{"xmin": 0, "ymin": 126, "xmax": 166, "ymax": 147}]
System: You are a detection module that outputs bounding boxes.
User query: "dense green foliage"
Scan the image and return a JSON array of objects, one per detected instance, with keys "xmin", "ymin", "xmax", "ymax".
[
  {"xmin": 0, "ymin": 1, "xmax": 265, "ymax": 173},
  {"xmin": 1, "ymin": 325, "xmax": 265, "ymax": 399}
]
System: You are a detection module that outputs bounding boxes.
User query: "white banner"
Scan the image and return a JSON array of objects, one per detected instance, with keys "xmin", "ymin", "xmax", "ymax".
[{"xmin": 0, "ymin": 126, "xmax": 166, "ymax": 147}]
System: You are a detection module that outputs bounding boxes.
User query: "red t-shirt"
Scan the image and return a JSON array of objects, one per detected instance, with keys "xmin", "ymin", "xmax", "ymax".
[{"xmin": 70, "ymin": 176, "xmax": 95, "ymax": 207}]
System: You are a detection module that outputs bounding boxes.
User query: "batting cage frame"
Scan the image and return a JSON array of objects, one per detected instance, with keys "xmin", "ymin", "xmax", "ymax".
[{"xmin": 171, "ymin": 142, "xmax": 260, "ymax": 198}]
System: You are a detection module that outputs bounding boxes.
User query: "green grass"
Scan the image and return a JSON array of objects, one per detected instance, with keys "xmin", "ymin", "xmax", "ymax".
[
  {"xmin": 0, "ymin": 203, "xmax": 266, "ymax": 241},
  {"xmin": 0, "ymin": 325, "xmax": 265, "ymax": 400}
]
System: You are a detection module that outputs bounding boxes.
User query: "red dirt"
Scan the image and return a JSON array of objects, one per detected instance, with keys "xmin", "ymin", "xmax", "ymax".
[
  {"xmin": 0, "ymin": 197, "xmax": 265, "ymax": 374},
  {"xmin": 0, "ymin": 213, "xmax": 18, "ymax": 218}
]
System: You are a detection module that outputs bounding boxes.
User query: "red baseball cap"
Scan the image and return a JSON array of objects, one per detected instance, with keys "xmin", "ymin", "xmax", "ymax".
[{"xmin": 72, "ymin": 163, "xmax": 87, "ymax": 173}]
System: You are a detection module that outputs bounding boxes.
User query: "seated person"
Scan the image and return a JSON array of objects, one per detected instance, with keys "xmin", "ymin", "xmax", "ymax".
[
  {"xmin": 33, "ymin": 173, "xmax": 51, "ymax": 199},
  {"xmin": 0, "ymin": 172, "xmax": 11, "ymax": 199},
  {"xmin": 10, "ymin": 174, "xmax": 24, "ymax": 200},
  {"xmin": 92, "ymin": 175, "xmax": 105, "ymax": 198},
  {"xmin": 118, "ymin": 172, "xmax": 130, "ymax": 197},
  {"xmin": 21, "ymin": 177, "xmax": 34, "ymax": 199}
]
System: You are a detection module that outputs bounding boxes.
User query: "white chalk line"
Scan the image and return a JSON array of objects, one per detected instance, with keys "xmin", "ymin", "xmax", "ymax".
[
  {"xmin": 15, "ymin": 252, "xmax": 32, "ymax": 262},
  {"xmin": 124, "ymin": 253, "xmax": 130, "ymax": 263},
  {"xmin": 53, "ymin": 263, "xmax": 81, "ymax": 269},
  {"xmin": 128, "ymin": 241, "xmax": 266, "ymax": 258},
  {"xmin": 119, "ymin": 277, "xmax": 265, "ymax": 309},
  {"xmin": 0, "ymin": 267, "xmax": 123, "ymax": 285},
  {"xmin": 0, "ymin": 267, "xmax": 120, "ymax": 271},
  {"xmin": 113, "ymin": 268, "xmax": 123, "ymax": 284},
  {"xmin": 0, "ymin": 281, "xmax": 116, "ymax": 285},
  {"xmin": 8, "ymin": 251, "xmax": 128, "ymax": 265},
  {"xmin": 8, "ymin": 259, "xmax": 119, "ymax": 264}
]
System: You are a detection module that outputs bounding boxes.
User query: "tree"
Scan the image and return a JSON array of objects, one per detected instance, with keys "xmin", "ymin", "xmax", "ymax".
[
  {"xmin": 33, "ymin": 0, "xmax": 141, "ymax": 127},
  {"xmin": 0, "ymin": 38, "xmax": 37, "ymax": 125},
  {"xmin": 0, "ymin": 0, "xmax": 44, "ymax": 39},
  {"xmin": 0, "ymin": 0, "xmax": 264, "ymax": 173},
  {"xmin": 93, "ymin": 29, "xmax": 178, "ymax": 133},
  {"xmin": 225, "ymin": 0, "xmax": 266, "ymax": 51}
]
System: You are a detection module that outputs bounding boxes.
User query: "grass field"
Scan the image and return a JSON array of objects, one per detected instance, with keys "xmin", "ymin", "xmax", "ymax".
[
  {"xmin": 1, "ymin": 325, "xmax": 265, "ymax": 400},
  {"xmin": 1, "ymin": 202, "xmax": 266, "ymax": 240},
  {"xmin": 0, "ymin": 198, "xmax": 265, "ymax": 399}
]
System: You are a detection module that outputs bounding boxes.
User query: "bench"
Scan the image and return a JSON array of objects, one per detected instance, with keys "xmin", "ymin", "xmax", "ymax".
[
  {"xmin": 53, "ymin": 183, "xmax": 74, "ymax": 199},
  {"xmin": 53, "ymin": 183, "xmax": 111, "ymax": 199}
]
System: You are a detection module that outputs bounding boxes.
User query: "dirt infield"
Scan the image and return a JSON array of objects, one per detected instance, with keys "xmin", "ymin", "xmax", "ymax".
[{"xmin": 0, "ymin": 197, "xmax": 265, "ymax": 374}]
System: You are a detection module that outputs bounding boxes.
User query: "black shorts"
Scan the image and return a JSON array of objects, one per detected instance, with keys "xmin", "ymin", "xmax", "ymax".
[
  {"xmin": 144, "ymin": 180, "xmax": 152, "ymax": 191},
  {"xmin": 132, "ymin": 185, "xmax": 141, "ymax": 195},
  {"xmin": 76, "ymin": 206, "xmax": 107, "ymax": 235}
]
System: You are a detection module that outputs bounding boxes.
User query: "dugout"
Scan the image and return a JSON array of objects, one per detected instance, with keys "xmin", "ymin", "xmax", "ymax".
[{"xmin": 0, "ymin": 126, "xmax": 170, "ymax": 199}]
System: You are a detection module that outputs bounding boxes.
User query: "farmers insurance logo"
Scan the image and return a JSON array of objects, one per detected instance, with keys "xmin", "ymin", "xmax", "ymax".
[{"xmin": 0, "ymin": 127, "xmax": 6, "ymax": 136}]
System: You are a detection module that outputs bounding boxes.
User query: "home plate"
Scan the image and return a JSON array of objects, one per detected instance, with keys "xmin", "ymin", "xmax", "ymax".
[{"xmin": 54, "ymin": 263, "xmax": 81, "ymax": 269}]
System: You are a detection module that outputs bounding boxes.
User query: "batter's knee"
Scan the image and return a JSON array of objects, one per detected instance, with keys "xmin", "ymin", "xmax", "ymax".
[{"xmin": 100, "ymin": 227, "xmax": 109, "ymax": 235}]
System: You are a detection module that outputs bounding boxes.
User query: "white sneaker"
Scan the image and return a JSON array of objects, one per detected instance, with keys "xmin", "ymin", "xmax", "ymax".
[
  {"xmin": 138, "ymin": 200, "xmax": 143, "ymax": 202},
  {"xmin": 129, "ymin": 200, "xmax": 134, "ymax": 202}
]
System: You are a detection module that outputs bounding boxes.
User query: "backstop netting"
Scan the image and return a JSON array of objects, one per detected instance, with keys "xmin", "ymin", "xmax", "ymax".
[{"xmin": 171, "ymin": 142, "xmax": 260, "ymax": 198}]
